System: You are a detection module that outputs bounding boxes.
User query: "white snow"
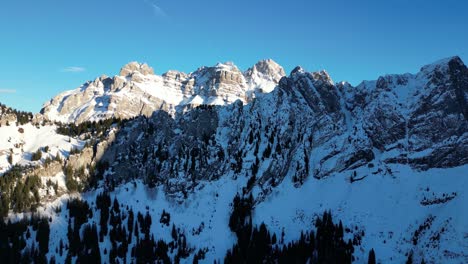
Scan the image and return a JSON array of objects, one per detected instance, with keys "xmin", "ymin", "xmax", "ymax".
[{"xmin": 0, "ymin": 122, "xmax": 84, "ymax": 174}]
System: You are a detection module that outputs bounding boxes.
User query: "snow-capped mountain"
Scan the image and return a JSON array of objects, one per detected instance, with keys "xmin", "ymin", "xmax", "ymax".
[
  {"xmin": 343, "ymin": 56, "xmax": 467, "ymax": 170},
  {"xmin": 40, "ymin": 59, "xmax": 285, "ymax": 124},
  {"xmin": 94, "ymin": 56, "xmax": 466, "ymax": 190},
  {"xmin": 0, "ymin": 56, "xmax": 467, "ymax": 263}
]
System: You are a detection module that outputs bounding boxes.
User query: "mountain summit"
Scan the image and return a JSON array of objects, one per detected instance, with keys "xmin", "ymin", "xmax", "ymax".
[{"xmin": 119, "ymin": 61, "xmax": 155, "ymax": 76}]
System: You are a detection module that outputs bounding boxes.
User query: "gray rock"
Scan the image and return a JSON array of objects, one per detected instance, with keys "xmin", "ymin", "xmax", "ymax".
[
  {"xmin": 119, "ymin": 62, "xmax": 154, "ymax": 76},
  {"xmin": 67, "ymin": 147, "xmax": 94, "ymax": 169},
  {"xmin": 27, "ymin": 160, "xmax": 63, "ymax": 177}
]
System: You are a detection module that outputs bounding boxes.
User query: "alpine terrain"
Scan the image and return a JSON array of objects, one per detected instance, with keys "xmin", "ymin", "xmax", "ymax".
[{"xmin": 0, "ymin": 56, "xmax": 467, "ymax": 263}]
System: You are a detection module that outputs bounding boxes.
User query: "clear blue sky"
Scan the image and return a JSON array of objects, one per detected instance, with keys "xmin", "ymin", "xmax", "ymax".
[{"xmin": 0, "ymin": 0, "xmax": 467, "ymax": 113}]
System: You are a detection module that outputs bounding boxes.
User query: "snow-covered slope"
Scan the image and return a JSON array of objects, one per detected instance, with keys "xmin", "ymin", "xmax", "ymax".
[
  {"xmin": 0, "ymin": 122, "xmax": 84, "ymax": 174},
  {"xmin": 40, "ymin": 60, "xmax": 285, "ymax": 124},
  {"xmin": 28, "ymin": 164, "xmax": 465, "ymax": 263}
]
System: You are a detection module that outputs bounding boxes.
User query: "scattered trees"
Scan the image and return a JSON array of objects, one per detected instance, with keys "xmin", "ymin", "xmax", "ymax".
[
  {"xmin": 0, "ymin": 166, "xmax": 41, "ymax": 217},
  {"xmin": 226, "ymin": 193, "xmax": 355, "ymax": 264},
  {"xmin": 55, "ymin": 117, "xmax": 122, "ymax": 138},
  {"xmin": 0, "ymin": 103, "xmax": 33, "ymax": 125},
  {"xmin": 0, "ymin": 216, "xmax": 50, "ymax": 262}
]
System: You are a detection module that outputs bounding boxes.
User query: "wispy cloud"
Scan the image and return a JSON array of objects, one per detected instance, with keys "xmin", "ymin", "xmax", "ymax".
[
  {"xmin": 0, "ymin": 89, "xmax": 16, "ymax": 94},
  {"xmin": 144, "ymin": 0, "xmax": 167, "ymax": 18},
  {"xmin": 61, "ymin": 66, "xmax": 86, "ymax": 73}
]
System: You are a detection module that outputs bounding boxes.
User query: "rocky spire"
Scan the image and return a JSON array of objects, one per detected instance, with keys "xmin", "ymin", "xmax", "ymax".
[
  {"xmin": 246, "ymin": 59, "xmax": 285, "ymax": 82},
  {"xmin": 119, "ymin": 62, "xmax": 154, "ymax": 76}
]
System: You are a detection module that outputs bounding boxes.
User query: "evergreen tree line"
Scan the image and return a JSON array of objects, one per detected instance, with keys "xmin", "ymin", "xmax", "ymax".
[
  {"xmin": 55, "ymin": 117, "xmax": 124, "ymax": 138},
  {"xmin": 94, "ymin": 192, "xmax": 193, "ymax": 263},
  {"xmin": 0, "ymin": 165, "xmax": 41, "ymax": 217},
  {"xmin": 0, "ymin": 189, "xmax": 386, "ymax": 263},
  {"xmin": 0, "ymin": 102, "xmax": 33, "ymax": 125},
  {"xmin": 63, "ymin": 165, "xmax": 86, "ymax": 192},
  {"xmin": 0, "ymin": 216, "xmax": 50, "ymax": 264},
  {"xmin": 65, "ymin": 198, "xmax": 97, "ymax": 263}
]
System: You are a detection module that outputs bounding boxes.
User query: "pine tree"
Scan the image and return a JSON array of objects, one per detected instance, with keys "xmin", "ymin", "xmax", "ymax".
[
  {"xmin": 272, "ymin": 233, "xmax": 277, "ymax": 244},
  {"xmin": 172, "ymin": 224, "xmax": 177, "ymax": 241},
  {"xmin": 134, "ymin": 221, "xmax": 140, "ymax": 240},
  {"xmin": 128, "ymin": 209, "xmax": 134, "ymax": 235},
  {"xmin": 36, "ymin": 218, "xmax": 50, "ymax": 254},
  {"xmin": 31, "ymin": 149, "xmax": 42, "ymax": 161},
  {"xmin": 368, "ymin": 248, "xmax": 376, "ymax": 264},
  {"xmin": 406, "ymin": 251, "xmax": 414, "ymax": 264}
]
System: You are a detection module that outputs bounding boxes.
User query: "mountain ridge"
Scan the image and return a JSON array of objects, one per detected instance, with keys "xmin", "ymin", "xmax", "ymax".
[
  {"xmin": 40, "ymin": 56, "xmax": 465, "ymax": 124},
  {"xmin": 40, "ymin": 59, "xmax": 286, "ymax": 124}
]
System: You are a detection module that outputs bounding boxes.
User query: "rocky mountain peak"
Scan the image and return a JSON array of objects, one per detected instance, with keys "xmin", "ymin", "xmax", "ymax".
[
  {"xmin": 413, "ymin": 56, "xmax": 468, "ymax": 96},
  {"xmin": 162, "ymin": 70, "xmax": 188, "ymax": 81},
  {"xmin": 311, "ymin": 70, "xmax": 334, "ymax": 85},
  {"xmin": 212, "ymin": 61, "xmax": 241, "ymax": 72},
  {"xmin": 249, "ymin": 59, "xmax": 285, "ymax": 79},
  {"xmin": 288, "ymin": 67, "xmax": 334, "ymax": 86},
  {"xmin": 191, "ymin": 62, "xmax": 243, "ymax": 82},
  {"xmin": 243, "ymin": 59, "xmax": 285, "ymax": 93},
  {"xmin": 290, "ymin": 66, "xmax": 305, "ymax": 76},
  {"xmin": 419, "ymin": 56, "xmax": 463, "ymax": 74},
  {"xmin": 119, "ymin": 61, "xmax": 155, "ymax": 77}
]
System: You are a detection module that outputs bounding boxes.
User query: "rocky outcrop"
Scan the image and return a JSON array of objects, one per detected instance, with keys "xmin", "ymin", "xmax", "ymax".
[
  {"xmin": 27, "ymin": 160, "xmax": 63, "ymax": 177},
  {"xmin": 183, "ymin": 62, "xmax": 248, "ymax": 102},
  {"xmin": 66, "ymin": 147, "xmax": 94, "ymax": 169},
  {"xmin": 119, "ymin": 62, "xmax": 154, "ymax": 76},
  {"xmin": 0, "ymin": 113, "xmax": 16, "ymax": 126}
]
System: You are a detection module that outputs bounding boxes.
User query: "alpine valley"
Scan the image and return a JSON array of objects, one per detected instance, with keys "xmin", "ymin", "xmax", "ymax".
[{"xmin": 0, "ymin": 56, "xmax": 467, "ymax": 264}]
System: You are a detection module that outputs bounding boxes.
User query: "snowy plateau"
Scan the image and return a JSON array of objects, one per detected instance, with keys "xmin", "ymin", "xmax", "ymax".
[{"xmin": 0, "ymin": 56, "xmax": 467, "ymax": 264}]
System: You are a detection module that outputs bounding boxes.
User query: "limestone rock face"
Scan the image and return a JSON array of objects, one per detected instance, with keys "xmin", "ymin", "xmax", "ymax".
[
  {"xmin": 119, "ymin": 62, "xmax": 154, "ymax": 76},
  {"xmin": 185, "ymin": 62, "xmax": 249, "ymax": 103},
  {"xmin": 66, "ymin": 147, "xmax": 94, "ymax": 169},
  {"xmin": 41, "ymin": 60, "xmax": 285, "ymax": 124},
  {"xmin": 245, "ymin": 59, "xmax": 286, "ymax": 93},
  {"xmin": 28, "ymin": 160, "xmax": 63, "ymax": 177},
  {"xmin": 95, "ymin": 130, "xmax": 116, "ymax": 162},
  {"xmin": 0, "ymin": 104, "xmax": 19, "ymax": 126},
  {"xmin": 0, "ymin": 113, "xmax": 16, "ymax": 126}
]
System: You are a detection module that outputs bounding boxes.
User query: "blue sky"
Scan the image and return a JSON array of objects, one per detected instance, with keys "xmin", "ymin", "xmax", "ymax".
[{"xmin": 0, "ymin": 0, "xmax": 467, "ymax": 113}]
